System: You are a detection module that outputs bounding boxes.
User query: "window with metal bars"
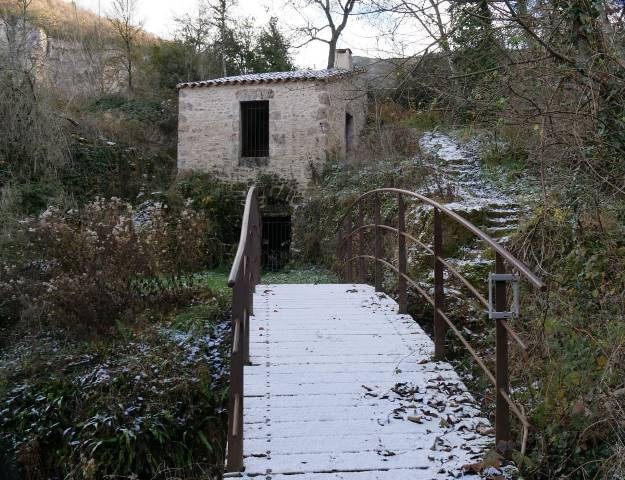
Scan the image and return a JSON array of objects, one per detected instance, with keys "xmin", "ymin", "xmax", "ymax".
[
  {"xmin": 240, "ymin": 101, "xmax": 269, "ymax": 158},
  {"xmin": 261, "ymin": 216, "xmax": 291, "ymax": 271}
]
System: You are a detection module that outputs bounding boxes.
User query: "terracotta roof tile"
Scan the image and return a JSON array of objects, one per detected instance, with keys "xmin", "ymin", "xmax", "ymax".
[{"xmin": 177, "ymin": 68, "xmax": 364, "ymax": 89}]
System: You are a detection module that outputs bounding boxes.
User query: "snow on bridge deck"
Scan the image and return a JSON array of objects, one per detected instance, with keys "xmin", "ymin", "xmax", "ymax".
[{"xmin": 233, "ymin": 283, "xmax": 494, "ymax": 479}]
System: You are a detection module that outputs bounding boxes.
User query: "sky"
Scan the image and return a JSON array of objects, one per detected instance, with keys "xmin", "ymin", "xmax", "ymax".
[{"xmin": 72, "ymin": 0, "xmax": 431, "ymax": 69}]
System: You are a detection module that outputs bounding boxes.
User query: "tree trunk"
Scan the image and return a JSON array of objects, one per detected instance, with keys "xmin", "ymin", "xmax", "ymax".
[{"xmin": 327, "ymin": 37, "xmax": 337, "ymax": 69}]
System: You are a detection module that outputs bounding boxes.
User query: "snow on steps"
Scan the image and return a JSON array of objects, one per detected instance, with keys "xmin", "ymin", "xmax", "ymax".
[
  {"xmin": 418, "ymin": 132, "xmax": 524, "ymax": 240},
  {"xmin": 226, "ymin": 283, "xmax": 494, "ymax": 479}
]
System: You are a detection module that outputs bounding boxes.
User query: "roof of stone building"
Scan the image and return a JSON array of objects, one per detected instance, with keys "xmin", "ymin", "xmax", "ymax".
[{"xmin": 177, "ymin": 68, "xmax": 364, "ymax": 90}]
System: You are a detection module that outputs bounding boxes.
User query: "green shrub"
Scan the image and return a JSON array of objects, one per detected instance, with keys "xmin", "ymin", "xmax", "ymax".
[
  {"xmin": 88, "ymin": 95, "xmax": 167, "ymax": 124},
  {"xmin": 170, "ymin": 172, "xmax": 299, "ymax": 263},
  {"xmin": 15, "ymin": 182, "xmax": 57, "ymax": 215},
  {"xmin": 173, "ymin": 173, "xmax": 248, "ymax": 249},
  {"xmin": 0, "ymin": 299, "xmax": 230, "ymax": 479},
  {"xmin": 401, "ymin": 110, "xmax": 443, "ymax": 130},
  {"xmin": 64, "ymin": 140, "xmax": 176, "ymax": 204},
  {"xmin": 509, "ymin": 201, "xmax": 625, "ymax": 478},
  {"xmin": 480, "ymin": 141, "xmax": 528, "ymax": 171}
]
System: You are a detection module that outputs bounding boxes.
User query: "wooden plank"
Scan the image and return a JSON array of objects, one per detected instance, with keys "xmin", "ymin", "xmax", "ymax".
[{"xmin": 233, "ymin": 284, "xmax": 494, "ymax": 479}]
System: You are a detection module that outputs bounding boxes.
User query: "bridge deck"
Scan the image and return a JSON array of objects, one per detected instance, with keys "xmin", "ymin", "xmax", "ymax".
[{"xmin": 236, "ymin": 283, "xmax": 494, "ymax": 479}]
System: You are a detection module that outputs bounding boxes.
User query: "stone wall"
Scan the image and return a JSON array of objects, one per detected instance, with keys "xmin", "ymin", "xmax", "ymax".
[
  {"xmin": 324, "ymin": 76, "xmax": 368, "ymax": 164},
  {"xmin": 177, "ymin": 75, "xmax": 367, "ymax": 187}
]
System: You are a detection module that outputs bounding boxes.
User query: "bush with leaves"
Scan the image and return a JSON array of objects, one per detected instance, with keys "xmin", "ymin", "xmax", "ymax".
[
  {"xmin": 506, "ymin": 194, "xmax": 625, "ymax": 478},
  {"xmin": 0, "ymin": 198, "xmax": 212, "ymax": 334}
]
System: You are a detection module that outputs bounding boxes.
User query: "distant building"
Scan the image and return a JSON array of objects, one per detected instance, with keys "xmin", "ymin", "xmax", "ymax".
[{"xmin": 176, "ymin": 49, "xmax": 367, "ymax": 186}]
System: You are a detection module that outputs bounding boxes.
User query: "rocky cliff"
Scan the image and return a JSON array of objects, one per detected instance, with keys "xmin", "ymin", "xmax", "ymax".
[{"xmin": 0, "ymin": 0, "xmax": 132, "ymax": 97}]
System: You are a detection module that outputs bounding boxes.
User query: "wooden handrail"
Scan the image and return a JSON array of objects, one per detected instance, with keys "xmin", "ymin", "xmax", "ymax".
[
  {"xmin": 226, "ymin": 186, "xmax": 261, "ymax": 473},
  {"xmin": 338, "ymin": 188, "xmax": 545, "ymax": 456},
  {"xmin": 228, "ymin": 187, "xmax": 258, "ymax": 287}
]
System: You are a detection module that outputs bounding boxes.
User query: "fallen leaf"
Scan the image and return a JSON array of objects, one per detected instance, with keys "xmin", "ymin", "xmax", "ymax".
[
  {"xmin": 477, "ymin": 424, "xmax": 495, "ymax": 435},
  {"xmin": 461, "ymin": 462, "xmax": 484, "ymax": 474}
]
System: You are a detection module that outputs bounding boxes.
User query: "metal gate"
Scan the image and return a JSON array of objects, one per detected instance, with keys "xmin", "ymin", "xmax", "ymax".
[{"xmin": 261, "ymin": 216, "xmax": 291, "ymax": 271}]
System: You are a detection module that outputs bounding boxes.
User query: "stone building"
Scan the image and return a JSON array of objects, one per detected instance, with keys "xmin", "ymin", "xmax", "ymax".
[{"xmin": 176, "ymin": 49, "xmax": 367, "ymax": 187}]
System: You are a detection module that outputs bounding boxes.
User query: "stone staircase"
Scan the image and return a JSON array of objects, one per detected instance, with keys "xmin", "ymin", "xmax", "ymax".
[{"xmin": 418, "ymin": 132, "xmax": 523, "ymax": 242}]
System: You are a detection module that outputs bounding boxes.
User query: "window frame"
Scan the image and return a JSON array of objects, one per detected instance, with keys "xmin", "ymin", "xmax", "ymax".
[{"xmin": 240, "ymin": 100, "xmax": 270, "ymax": 160}]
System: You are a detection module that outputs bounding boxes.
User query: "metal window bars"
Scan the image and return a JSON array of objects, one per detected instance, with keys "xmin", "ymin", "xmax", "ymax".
[
  {"xmin": 241, "ymin": 101, "xmax": 269, "ymax": 158},
  {"xmin": 261, "ymin": 216, "xmax": 292, "ymax": 272}
]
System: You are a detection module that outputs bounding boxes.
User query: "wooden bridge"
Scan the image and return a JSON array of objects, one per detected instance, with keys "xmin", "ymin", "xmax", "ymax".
[{"xmin": 224, "ymin": 187, "xmax": 545, "ymax": 478}]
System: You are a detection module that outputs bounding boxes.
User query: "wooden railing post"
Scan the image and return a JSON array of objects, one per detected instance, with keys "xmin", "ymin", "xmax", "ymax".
[
  {"xmin": 358, "ymin": 202, "xmax": 366, "ymax": 282},
  {"xmin": 495, "ymin": 252, "xmax": 511, "ymax": 449},
  {"xmin": 337, "ymin": 228, "xmax": 344, "ymax": 279},
  {"xmin": 345, "ymin": 216, "xmax": 353, "ymax": 282},
  {"xmin": 397, "ymin": 193, "xmax": 407, "ymax": 314},
  {"xmin": 226, "ymin": 282, "xmax": 245, "ymax": 472},
  {"xmin": 252, "ymin": 198, "xmax": 261, "ymax": 288},
  {"xmin": 373, "ymin": 194, "xmax": 382, "ymax": 292},
  {"xmin": 243, "ymin": 255, "xmax": 250, "ymax": 365},
  {"xmin": 433, "ymin": 207, "xmax": 446, "ymax": 358}
]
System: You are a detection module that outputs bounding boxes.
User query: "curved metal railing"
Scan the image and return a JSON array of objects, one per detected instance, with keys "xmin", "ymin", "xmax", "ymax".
[
  {"xmin": 226, "ymin": 186, "xmax": 261, "ymax": 472},
  {"xmin": 337, "ymin": 187, "xmax": 545, "ymax": 454}
]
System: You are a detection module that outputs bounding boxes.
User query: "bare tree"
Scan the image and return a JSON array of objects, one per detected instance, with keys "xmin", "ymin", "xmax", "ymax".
[
  {"xmin": 174, "ymin": 1, "xmax": 213, "ymax": 55},
  {"xmin": 173, "ymin": 0, "xmax": 236, "ymax": 78},
  {"xmin": 108, "ymin": 0, "xmax": 143, "ymax": 90},
  {"xmin": 173, "ymin": 1, "xmax": 214, "ymax": 80},
  {"xmin": 290, "ymin": 0, "xmax": 359, "ymax": 68},
  {"xmin": 202, "ymin": 0, "xmax": 237, "ymax": 77}
]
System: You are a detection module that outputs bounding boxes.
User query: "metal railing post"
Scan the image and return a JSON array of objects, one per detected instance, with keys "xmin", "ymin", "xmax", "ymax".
[
  {"xmin": 433, "ymin": 207, "xmax": 446, "ymax": 358},
  {"xmin": 397, "ymin": 193, "xmax": 407, "ymax": 314},
  {"xmin": 358, "ymin": 202, "xmax": 366, "ymax": 282},
  {"xmin": 345, "ymin": 216, "xmax": 353, "ymax": 282},
  {"xmin": 495, "ymin": 252, "xmax": 511, "ymax": 449},
  {"xmin": 373, "ymin": 194, "xmax": 382, "ymax": 292}
]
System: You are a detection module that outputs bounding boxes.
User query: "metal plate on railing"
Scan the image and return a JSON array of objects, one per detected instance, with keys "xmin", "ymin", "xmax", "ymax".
[{"xmin": 488, "ymin": 273, "xmax": 520, "ymax": 319}]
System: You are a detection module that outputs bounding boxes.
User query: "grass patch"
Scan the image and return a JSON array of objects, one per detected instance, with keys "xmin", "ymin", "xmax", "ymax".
[
  {"xmin": 478, "ymin": 138, "xmax": 531, "ymax": 186},
  {"xmin": 262, "ymin": 266, "xmax": 339, "ymax": 284},
  {"xmin": 193, "ymin": 266, "xmax": 339, "ymax": 295},
  {"xmin": 193, "ymin": 269, "xmax": 231, "ymax": 296}
]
